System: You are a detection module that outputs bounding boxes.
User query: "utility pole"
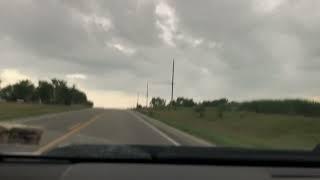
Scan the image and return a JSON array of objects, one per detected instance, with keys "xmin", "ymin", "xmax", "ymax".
[
  {"xmin": 146, "ymin": 81, "xmax": 149, "ymax": 108},
  {"xmin": 171, "ymin": 59, "xmax": 175, "ymax": 102},
  {"xmin": 136, "ymin": 92, "xmax": 140, "ymax": 107}
]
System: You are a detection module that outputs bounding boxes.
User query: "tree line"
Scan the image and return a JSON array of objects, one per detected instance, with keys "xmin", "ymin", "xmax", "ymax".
[
  {"xmin": 146, "ymin": 96, "xmax": 320, "ymax": 117},
  {"xmin": 238, "ymin": 99, "xmax": 320, "ymax": 117},
  {"xmin": 0, "ymin": 78, "xmax": 93, "ymax": 107},
  {"xmin": 148, "ymin": 97, "xmax": 228, "ymax": 109}
]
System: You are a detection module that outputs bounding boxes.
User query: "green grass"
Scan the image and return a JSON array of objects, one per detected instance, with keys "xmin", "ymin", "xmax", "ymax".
[
  {"xmin": 145, "ymin": 107, "xmax": 320, "ymax": 150},
  {"xmin": 0, "ymin": 102, "xmax": 87, "ymax": 121}
]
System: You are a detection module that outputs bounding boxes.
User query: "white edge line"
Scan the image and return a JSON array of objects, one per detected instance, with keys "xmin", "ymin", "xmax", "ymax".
[
  {"xmin": 127, "ymin": 111, "xmax": 180, "ymax": 146},
  {"xmin": 137, "ymin": 112, "xmax": 213, "ymax": 146}
]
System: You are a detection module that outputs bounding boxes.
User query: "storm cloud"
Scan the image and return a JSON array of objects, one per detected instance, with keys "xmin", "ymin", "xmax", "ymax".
[{"xmin": 1, "ymin": 0, "xmax": 320, "ymax": 107}]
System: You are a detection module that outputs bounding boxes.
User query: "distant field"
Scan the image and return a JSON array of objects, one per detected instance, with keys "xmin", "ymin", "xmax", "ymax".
[
  {"xmin": 144, "ymin": 108, "xmax": 320, "ymax": 150},
  {"xmin": 0, "ymin": 102, "xmax": 87, "ymax": 121}
]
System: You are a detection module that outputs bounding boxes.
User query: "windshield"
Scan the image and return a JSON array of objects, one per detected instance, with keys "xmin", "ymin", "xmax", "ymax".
[{"xmin": 0, "ymin": 0, "xmax": 320, "ymax": 157}]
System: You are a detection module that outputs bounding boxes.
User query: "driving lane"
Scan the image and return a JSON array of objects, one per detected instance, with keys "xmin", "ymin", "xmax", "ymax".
[
  {"xmin": 75, "ymin": 109, "xmax": 175, "ymax": 146},
  {"xmin": 0, "ymin": 108, "xmax": 211, "ymax": 154}
]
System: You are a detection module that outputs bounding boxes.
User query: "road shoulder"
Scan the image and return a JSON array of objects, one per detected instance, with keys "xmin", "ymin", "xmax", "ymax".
[{"xmin": 130, "ymin": 110, "xmax": 213, "ymax": 147}]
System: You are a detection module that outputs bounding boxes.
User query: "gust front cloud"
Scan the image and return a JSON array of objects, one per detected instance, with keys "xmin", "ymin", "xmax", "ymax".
[{"xmin": 1, "ymin": 0, "xmax": 320, "ymax": 107}]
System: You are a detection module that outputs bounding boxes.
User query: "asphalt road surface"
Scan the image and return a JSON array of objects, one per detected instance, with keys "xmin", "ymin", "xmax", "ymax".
[{"xmin": 0, "ymin": 109, "xmax": 212, "ymax": 155}]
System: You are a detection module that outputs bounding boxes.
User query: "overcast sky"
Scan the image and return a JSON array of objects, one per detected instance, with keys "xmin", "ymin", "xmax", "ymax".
[{"xmin": 1, "ymin": 0, "xmax": 320, "ymax": 108}]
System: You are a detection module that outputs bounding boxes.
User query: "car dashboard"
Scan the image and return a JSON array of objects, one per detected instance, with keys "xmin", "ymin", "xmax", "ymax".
[
  {"xmin": 1, "ymin": 145, "xmax": 320, "ymax": 180},
  {"xmin": 1, "ymin": 162, "xmax": 320, "ymax": 180}
]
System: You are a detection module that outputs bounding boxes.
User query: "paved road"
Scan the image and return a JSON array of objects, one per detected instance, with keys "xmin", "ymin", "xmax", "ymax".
[{"xmin": 0, "ymin": 109, "xmax": 211, "ymax": 155}]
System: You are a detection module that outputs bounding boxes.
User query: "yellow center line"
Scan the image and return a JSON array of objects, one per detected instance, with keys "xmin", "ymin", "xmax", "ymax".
[
  {"xmin": 68, "ymin": 122, "xmax": 82, "ymax": 131},
  {"xmin": 33, "ymin": 113, "xmax": 104, "ymax": 155}
]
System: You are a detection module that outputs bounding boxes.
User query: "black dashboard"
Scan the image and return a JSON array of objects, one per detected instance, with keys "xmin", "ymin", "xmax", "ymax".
[
  {"xmin": 1, "ymin": 145, "xmax": 320, "ymax": 180},
  {"xmin": 1, "ymin": 162, "xmax": 320, "ymax": 180}
]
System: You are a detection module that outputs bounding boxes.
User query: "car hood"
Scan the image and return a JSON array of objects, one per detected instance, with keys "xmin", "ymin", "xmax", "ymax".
[{"xmin": 43, "ymin": 144, "xmax": 320, "ymax": 166}]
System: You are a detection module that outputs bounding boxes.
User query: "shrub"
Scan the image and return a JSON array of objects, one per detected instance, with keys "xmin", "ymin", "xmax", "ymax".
[
  {"xmin": 194, "ymin": 105, "xmax": 206, "ymax": 118},
  {"xmin": 217, "ymin": 105, "xmax": 227, "ymax": 119},
  {"xmin": 239, "ymin": 99, "xmax": 320, "ymax": 117}
]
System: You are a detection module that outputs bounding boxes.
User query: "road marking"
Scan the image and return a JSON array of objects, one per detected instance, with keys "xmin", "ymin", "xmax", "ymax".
[
  {"xmin": 68, "ymin": 122, "xmax": 82, "ymax": 131},
  {"xmin": 33, "ymin": 113, "xmax": 104, "ymax": 155},
  {"xmin": 127, "ymin": 111, "xmax": 180, "ymax": 146}
]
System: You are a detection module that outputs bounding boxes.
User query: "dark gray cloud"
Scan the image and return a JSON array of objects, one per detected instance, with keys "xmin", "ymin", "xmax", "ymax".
[{"xmin": 1, "ymin": 0, "xmax": 320, "ymax": 107}]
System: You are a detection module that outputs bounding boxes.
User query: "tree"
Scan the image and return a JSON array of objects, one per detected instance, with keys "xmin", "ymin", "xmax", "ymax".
[
  {"xmin": 176, "ymin": 97, "xmax": 196, "ymax": 107},
  {"xmin": 0, "ymin": 85, "xmax": 14, "ymax": 101},
  {"xmin": 217, "ymin": 105, "xmax": 225, "ymax": 119},
  {"xmin": 238, "ymin": 99, "xmax": 320, "ymax": 117},
  {"xmin": 194, "ymin": 105, "xmax": 205, "ymax": 118},
  {"xmin": 70, "ymin": 85, "xmax": 88, "ymax": 104},
  {"xmin": 0, "ymin": 78, "xmax": 3, "ymax": 99},
  {"xmin": 37, "ymin": 80, "xmax": 54, "ymax": 104},
  {"xmin": 85, "ymin": 100, "xmax": 94, "ymax": 107},
  {"xmin": 11, "ymin": 80, "xmax": 35, "ymax": 102},
  {"xmin": 201, "ymin": 98, "xmax": 228, "ymax": 107},
  {"xmin": 136, "ymin": 104, "xmax": 142, "ymax": 109},
  {"xmin": 167, "ymin": 100, "xmax": 177, "ymax": 110},
  {"xmin": 51, "ymin": 79, "xmax": 70, "ymax": 105},
  {"xmin": 168, "ymin": 100, "xmax": 177, "ymax": 106},
  {"xmin": 0, "ymin": 78, "xmax": 93, "ymax": 106},
  {"xmin": 150, "ymin": 97, "xmax": 166, "ymax": 109}
]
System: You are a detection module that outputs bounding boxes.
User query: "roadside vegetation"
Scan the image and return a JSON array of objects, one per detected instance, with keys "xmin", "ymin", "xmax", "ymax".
[
  {"xmin": 0, "ymin": 102, "xmax": 86, "ymax": 121},
  {"xmin": 0, "ymin": 78, "xmax": 92, "ymax": 121},
  {"xmin": 138, "ymin": 97, "xmax": 320, "ymax": 150},
  {"xmin": 0, "ymin": 78, "xmax": 93, "ymax": 106}
]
